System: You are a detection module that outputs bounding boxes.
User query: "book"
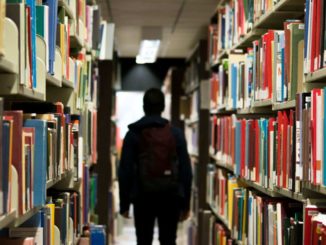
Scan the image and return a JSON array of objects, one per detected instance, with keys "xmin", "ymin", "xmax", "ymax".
[{"xmin": 24, "ymin": 120, "xmax": 47, "ymax": 207}]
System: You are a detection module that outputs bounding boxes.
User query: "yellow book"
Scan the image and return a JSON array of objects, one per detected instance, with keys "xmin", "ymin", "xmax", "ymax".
[
  {"xmin": 46, "ymin": 203, "xmax": 55, "ymax": 245},
  {"xmin": 227, "ymin": 176, "xmax": 239, "ymax": 229}
]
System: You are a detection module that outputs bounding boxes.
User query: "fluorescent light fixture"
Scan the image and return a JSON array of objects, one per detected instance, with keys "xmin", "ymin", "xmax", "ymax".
[{"xmin": 136, "ymin": 40, "xmax": 161, "ymax": 64}]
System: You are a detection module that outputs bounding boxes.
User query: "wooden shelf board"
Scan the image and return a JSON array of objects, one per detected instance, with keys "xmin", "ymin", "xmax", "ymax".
[
  {"xmin": 237, "ymin": 108, "xmax": 251, "ymax": 114},
  {"xmin": 190, "ymin": 152, "xmax": 199, "ymax": 158},
  {"xmin": 305, "ymin": 68, "xmax": 326, "ymax": 83},
  {"xmin": 304, "ymin": 182, "xmax": 326, "ymax": 196},
  {"xmin": 58, "ymin": 0, "xmax": 75, "ymax": 19},
  {"xmin": 185, "ymin": 117, "xmax": 199, "ymax": 126},
  {"xmin": 239, "ymin": 178, "xmax": 282, "ymax": 197},
  {"xmin": 210, "ymin": 154, "xmax": 234, "ymax": 173},
  {"xmin": 46, "ymin": 73, "xmax": 62, "ymax": 87},
  {"xmin": 46, "ymin": 169, "xmax": 74, "ymax": 189},
  {"xmin": 0, "ymin": 56, "xmax": 18, "ymax": 74},
  {"xmin": 62, "ymin": 78, "xmax": 74, "ymax": 88},
  {"xmin": 210, "ymin": 204, "xmax": 229, "ymax": 229},
  {"xmin": 252, "ymin": 99, "xmax": 272, "ymax": 108},
  {"xmin": 231, "ymin": 29, "xmax": 266, "ymax": 50},
  {"xmin": 1, "ymin": 86, "xmax": 46, "ymax": 101},
  {"xmin": 0, "ymin": 210, "xmax": 17, "ymax": 230},
  {"xmin": 274, "ymin": 187, "xmax": 306, "ymax": 202},
  {"xmin": 12, "ymin": 206, "xmax": 42, "ymax": 228},
  {"xmin": 272, "ymin": 100, "xmax": 296, "ymax": 110},
  {"xmin": 254, "ymin": 11, "xmax": 303, "ymax": 29}
]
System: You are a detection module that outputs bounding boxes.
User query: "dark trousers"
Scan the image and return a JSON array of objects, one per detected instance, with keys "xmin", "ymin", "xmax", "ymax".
[{"xmin": 133, "ymin": 193, "xmax": 182, "ymax": 245}]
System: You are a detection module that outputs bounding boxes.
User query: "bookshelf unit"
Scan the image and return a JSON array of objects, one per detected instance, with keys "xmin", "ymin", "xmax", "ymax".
[
  {"xmin": 0, "ymin": 0, "xmax": 110, "ymax": 244},
  {"xmin": 203, "ymin": 0, "xmax": 326, "ymax": 243}
]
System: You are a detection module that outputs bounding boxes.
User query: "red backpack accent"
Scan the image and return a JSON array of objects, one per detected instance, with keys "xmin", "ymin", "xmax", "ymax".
[{"xmin": 138, "ymin": 124, "xmax": 179, "ymax": 193}]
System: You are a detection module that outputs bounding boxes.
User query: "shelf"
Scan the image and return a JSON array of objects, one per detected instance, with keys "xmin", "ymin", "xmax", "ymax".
[
  {"xmin": 305, "ymin": 68, "xmax": 326, "ymax": 83},
  {"xmin": 12, "ymin": 206, "xmax": 42, "ymax": 228},
  {"xmin": 0, "ymin": 56, "xmax": 18, "ymax": 74},
  {"xmin": 303, "ymin": 182, "xmax": 326, "ymax": 196},
  {"xmin": 252, "ymin": 99, "xmax": 272, "ymax": 108},
  {"xmin": 189, "ymin": 152, "xmax": 199, "ymax": 158},
  {"xmin": 0, "ymin": 210, "xmax": 17, "ymax": 230},
  {"xmin": 46, "ymin": 73, "xmax": 62, "ymax": 87},
  {"xmin": 231, "ymin": 29, "xmax": 266, "ymax": 50},
  {"xmin": 274, "ymin": 187, "xmax": 306, "ymax": 203},
  {"xmin": 58, "ymin": 0, "xmax": 75, "ymax": 19},
  {"xmin": 210, "ymin": 107, "xmax": 236, "ymax": 115},
  {"xmin": 210, "ymin": 154, "xmax": 234, "ymax": 173},
  {"xmin": 272, "ymin": 100, "xmax": 296, "ymax": 111},
  {"xmin": 46, "ymin": 169, "xmax": 74, "ymax": 189},
  {"xmin": 238, "ymin": 178, "xmax": 282, "ymax": 197},
  {"xmin": 70, "ymin": 34, "xmax": 84, "ymax": 50},
  {"xmin": 185, "ymin": 117, "xmax": 199, "ymax": 126},
  {"xmin": 210, "ymin": 204, "xmax": 229, "ymax": 229},
  {"xmin": 20, "ymin": 87, "xmax": 45, "ymax": 101},
  {"xmin": 62, "ymin": 77, "xmax": 74, "ymax": 88},
  {"xmin": 253, "ymin": 0, "xmax": 305, "ymax": 29}
]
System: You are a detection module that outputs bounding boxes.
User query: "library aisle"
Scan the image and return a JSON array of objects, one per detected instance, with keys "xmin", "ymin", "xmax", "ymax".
[{"xmin": 3, "ymin": 0, "xmax": 326, "ymax": 244}]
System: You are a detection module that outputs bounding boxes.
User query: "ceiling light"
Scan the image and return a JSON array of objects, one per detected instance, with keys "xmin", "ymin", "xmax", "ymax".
[{"xmin": 136, "ymin": 40, "xmax": 161, "ymax": 64}]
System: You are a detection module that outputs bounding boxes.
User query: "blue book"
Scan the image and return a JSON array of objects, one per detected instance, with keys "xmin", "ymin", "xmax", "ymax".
[
  {"xmin": 2, "ymin": 121, "xmax": 10, "ymax": 214},
  {"xmin": 90, "ymin": 225, "xmax": 106, "ymax": 245},
  {"xmin": 43, "ymin": 0, "xmax": 58, "ymax": 75},
  {"xmin": 235, "ymin": 121, "xmax": 241, "ymax": 176},
  {"xmin": 24, "ymin": 120, "xmax": 47, "ymax": 207},
  {"xmin": 304, "ymin": 0, "xmax": 310, "ymax": 67}
]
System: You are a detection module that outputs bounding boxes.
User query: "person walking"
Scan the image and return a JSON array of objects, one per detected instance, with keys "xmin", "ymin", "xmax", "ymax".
[{"xmin": 118, "ymin": 88, "xmax": 193, "ymax": 245}]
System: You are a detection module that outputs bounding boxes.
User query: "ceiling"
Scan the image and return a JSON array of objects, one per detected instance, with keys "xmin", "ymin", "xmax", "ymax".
[{"xmin": 97, "ymin": 0, "xmax": 218, "ymax": 58}]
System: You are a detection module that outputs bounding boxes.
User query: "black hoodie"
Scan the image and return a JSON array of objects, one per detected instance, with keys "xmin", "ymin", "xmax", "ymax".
[{"xmin": 118, "ymin": 115, "xmax": 193, "ymax": 214}]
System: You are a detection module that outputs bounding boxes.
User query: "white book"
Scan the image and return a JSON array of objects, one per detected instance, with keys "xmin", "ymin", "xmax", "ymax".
[{"xmin": 276, "ymin": 203, "xmax": 282, "ymax": 245}]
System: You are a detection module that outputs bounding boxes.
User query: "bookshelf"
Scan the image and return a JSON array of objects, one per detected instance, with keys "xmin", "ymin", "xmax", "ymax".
[
  {"xmin": 0, "ymin": 0, "xmax": 109, "ymax": 243},
  {"xmin": 203, "ymin": 1, "xmax": 323, "ymax": 242}
]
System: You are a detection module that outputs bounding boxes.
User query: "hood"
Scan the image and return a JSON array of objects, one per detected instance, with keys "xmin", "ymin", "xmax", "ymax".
[{"xmin": 128, "ymin": 115, "xmax": 169, "ymax": 131}]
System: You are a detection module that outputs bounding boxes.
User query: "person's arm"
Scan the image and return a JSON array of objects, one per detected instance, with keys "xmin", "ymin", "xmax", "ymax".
[
  {"xmin": 175, "ymin": 128, "xmax": 193, "ymax": 214},
  {"xmin": 118, "ymin": 131, "xmax": 136, "ymax": 216}
]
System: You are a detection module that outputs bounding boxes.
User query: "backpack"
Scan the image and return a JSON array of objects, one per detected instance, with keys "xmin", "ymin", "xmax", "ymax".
[{"xmin": 137, "ymin": 124, "xmax": 179, "ymax": 193}]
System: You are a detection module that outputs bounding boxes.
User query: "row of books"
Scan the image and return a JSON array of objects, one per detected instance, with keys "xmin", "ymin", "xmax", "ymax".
[
  {"xmin": 208, "ymin": 169, "xmax": 305, "ymax": 245},
  {"xmin": 210, "ymin": 20, "xmax": 305, "ymax": 109},
  {"xmin": 215, "ymin": 0, "xmax": 285, "ymax": 57},
  {"xmin": 0, "ymin": 100, "xmax": 98, "ymax": 219},
  {"xmin": 1, "ymin": 0, "xmax": 101, "ymax": 91},
  {"xmin": 304, "ymin": 0, "xmax": 326, "ymax": 73},
  {"xmin": 0, "ymin": 191, "xmax": 105, "ymax": 245},
  {"xmin": 210, "ymin": 90, "xmax": 326, "ymax": 192}
]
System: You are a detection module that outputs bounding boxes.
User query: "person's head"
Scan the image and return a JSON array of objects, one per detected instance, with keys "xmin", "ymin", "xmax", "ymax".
[{"xmin": 143, "ymin": 88, "xmax": 165, "ymax": 116}]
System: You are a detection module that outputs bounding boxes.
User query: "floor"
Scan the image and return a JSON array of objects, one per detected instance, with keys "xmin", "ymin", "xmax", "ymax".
[{"xmin": 115, "ymin": 219, "xmax": 190, "ymax": 245}]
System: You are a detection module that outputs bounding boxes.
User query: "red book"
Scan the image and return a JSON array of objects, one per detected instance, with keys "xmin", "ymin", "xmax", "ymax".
[
  {"xmin": 303, "ymin": 206, "xmax": 326, "ymax": 244},
  {"xmin": 282, "ymin": 112, "xmax": 289, "ymax": 188},
  {"xmin": 241, "ymin": 119, "xmax": 246, "ymax": 177},
  {"xmin": 311, "ymin": 0, "xmax": 318, "ymax": 72},
  {"xmin": 277, "ymin": 111, "xmax": 283, "ymax": 187},
  {"xmin": 315, "ymin": 0, "xmax": 321, "ymax": 70},
  {"xmin": 267, "ymin": 30, "xmax": 274, "ymax": 99},
  {"xmin": 311, "ymin": 89, "xmax": 321, "ymax": 184},
  {"xmin": 3, "ymin": 111, "xmax": 23, "ymax": 215}
]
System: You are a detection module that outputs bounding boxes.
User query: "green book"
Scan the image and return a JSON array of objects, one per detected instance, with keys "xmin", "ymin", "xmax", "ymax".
[{"xmin": 36, "ymin": 5, "xmax": 45, "ymax": 37}]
